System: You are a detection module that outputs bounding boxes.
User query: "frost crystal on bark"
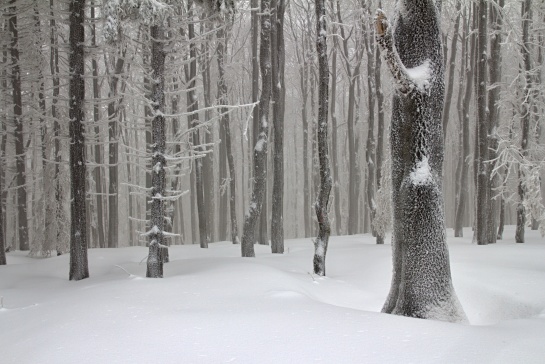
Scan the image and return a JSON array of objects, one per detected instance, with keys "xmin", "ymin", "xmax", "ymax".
[{"xmin": 376, "ymin": 0, "xmax": 467, "ymax": 322}]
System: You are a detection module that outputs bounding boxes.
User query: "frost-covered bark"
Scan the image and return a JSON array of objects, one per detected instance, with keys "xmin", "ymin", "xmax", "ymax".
[
  {"xmin": 516, "ymin": 0, "xmax": 532, "ymax": 244},
  {"xmin": 313, "ymin": 0, "xmax": 332, "ymax": 276},
  {"xmin": 241, "ymin": 0, "xmax": 272, "ymax": 257},
  {"xmin": 68, "ymin": 0, "xmax": 89, "ymax": 281},
  {"xmin": 146, "ymin": 24, "xmax": 167, "ymax": 278},
  {"xmin": 0, "ymin": 158, "xmax": 5, "ymax": 264},
  {"xmin": 376, "ymin": 1, "xmax": 466, "ymax": 322},
  {"xmin": 271, "ymin": 0, "xmax": 286, "ymax": 254}
]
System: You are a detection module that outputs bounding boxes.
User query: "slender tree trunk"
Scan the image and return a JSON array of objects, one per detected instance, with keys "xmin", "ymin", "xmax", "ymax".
[
  {"xmin": 68, "ymin": 0, "xmax": 89, "ymax": 280},
  {"xmin": 147, "ymin": 24, "xmax": 167, "ymax": 277},
  {"xmin": 301, "ymin": 40, "xmax": 311, "ymax": 238},
  {"xmin": 313, "ymin": 0, "xmax": 332, "ymax": 276},
  {"xmin": 241, "ymin": 0, "xmax": 272, "ymax": 257},
  {"xmin": 0, "ymin": 147, "xmax": 5, "ymax": 264},
  {"xmin": 90, "ymin": 4, "xmax": 105, "ymax": 249},
  {"xmin": 455, "ymin": 11, "xmax": 473, "ymax": 238},
  {"xmin": 442, "ymin": 2, "xmax": 461, "ymax": 139},
  {"xmin": 516, "ymin": 0, "xmax": 532, "ymax": 244},
  {"xmin": 9, "ymin": 0, "xmax": 28, "ymax": 251},
  {"xmin": 217, "ymin": 26, "xmax": 239, "ymax": 245},
  {"xmin": 475, "ymin": 0, "xmax": 490, "ymax": 245},
  {"xmin": 330, "ymin": 11, "xmax": 342, "ymax": 235},
  {"xmin": 271, "ymin": 0, "xmax": 286, "ymax": 254}
]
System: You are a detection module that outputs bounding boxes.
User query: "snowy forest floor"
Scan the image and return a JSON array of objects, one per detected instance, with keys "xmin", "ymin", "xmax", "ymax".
[{"xmin": 1, "ymin": 226, "xmax": 544, "ymax": 363}]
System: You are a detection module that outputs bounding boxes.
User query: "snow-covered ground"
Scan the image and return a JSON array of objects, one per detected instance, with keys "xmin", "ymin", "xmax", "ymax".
[{"xmin": 1, "ymin": 226, "xmax": 544, "ymax": 363}]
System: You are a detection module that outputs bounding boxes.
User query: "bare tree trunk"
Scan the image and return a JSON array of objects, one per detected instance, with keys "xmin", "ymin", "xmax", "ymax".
[
  {"xmin": 313, "ymin": 0, "xmax": 332, "ymax": 276},
  {"xmin": 330, "ymin": 10, "xmax": 342, "ymax": 235},
  {"xmin": 271, "ymin": 0, "xmax": 286, "ymax": 254},
  {"xmin": 516, "ymin": 0, "xmax": 532, "ymax": 244},
  {"xmin": 0, "ymin": 147, "xmax": 5, "ymax": 264},
  {"xmin": 147, "ymin": 24, "xmax": 167, "ymax": 277},
  {"xmin": 454, "ymin": 10, "xmax": 473, "ymax": 238},
  {"xmin": 486, "ymin": 0, "xmax": 504, "ymax": 244},
  {"xmin": 9, "ymin": 0, "xmax": 28, "ymax": 251},
  {"xmin": 301, "ymin": 39, "xmax": 311, "ymax": 238},
  {"xmin": 241, "ymin": 0, "xmax": 272, "ymax": 257},
  {"xmin": 475, "ymin": 0, "xmax": 491, "ymax": 245},
  {"xmin": 90, "ymin": 3, "xmax": 105, "ymax": 249},
  {"xmin": 217, "ymin": 26, "xmax": 239, "ymax": 245},
  {"xmin": 442, "ymin": 2, "xmax": 461, "ymax": 139},
  {"xmin": 68, "ymin": 0, "xmax": 89, "ymax": 280}
]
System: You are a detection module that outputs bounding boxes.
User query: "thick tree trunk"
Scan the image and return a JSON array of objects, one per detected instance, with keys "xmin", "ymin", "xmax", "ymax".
[
  {"xmin": 271, "ymin": 0, "xmax": 286, "ymax": 254},
  {"xmin": 68, "ymin": 0, "xmax": 89, "ymax": 281},
  {"xmin": 313, "ymin": 0, "xmax": 332, "ymax": 276},
  {"xmin": 9, "ymin": 0, "xmax": 28, "ymax": 251},
  {"xmin": 241, "ymin": 0, "xmax": 272, "ymax": 257},
  {"xmin": 147, "ymin": 25, "xmax": 167, "ymax": 278},
  {"xmin": 376, "ymin": 1, "xmax": 466, "ymax": 322}
]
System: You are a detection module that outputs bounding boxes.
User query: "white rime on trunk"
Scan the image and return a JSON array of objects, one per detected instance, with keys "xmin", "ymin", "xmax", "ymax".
[
  {"xmin": 375, "ymin": 1, "xmax": 466, "ymax": 322},
  {"xmin": 147, "ymin": 24, "xmax": 167, "ymax": 278},
  {"xmin": 313, "ymin": 0, "xmax": 332, "ymax": 276}
]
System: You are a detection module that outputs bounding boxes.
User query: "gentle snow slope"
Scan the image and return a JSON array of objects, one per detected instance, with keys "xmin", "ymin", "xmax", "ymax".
[{"xmin": 1, "ymin": 226, "xmax": 544, "ymax": 363}]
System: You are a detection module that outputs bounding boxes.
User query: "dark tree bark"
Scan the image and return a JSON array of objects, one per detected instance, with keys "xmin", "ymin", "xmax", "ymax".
[
  {"xmin": 0, "ymin": 154, "xmax": 5, "ymax": 264},
  {"xmin": 241, "ymin": 0, "xmax": 272, "ymax": 257},
  {"xmin": 516, "ymin": 0, "xmax": 532, "ymax": 244},
  {"xmin": 475, "ymin": 0, "xmax": 491, "ymax": 245},
  {"xmin": 330, "ymin": 8, "xmax": 342, "ymax": 235},
  {"xmin": 147, "ymin": 24, "xmax": 167, "ymax": 278},
  {"xmin": 376, "ymin": 1, "xmax": 466, "ymax": 322},
  {"xmin": 217, "ymin": 25, "xmax": 239, "ymax": 245},
  {"xmin": 313, "ymin": 0, "xmax": 332, "ymax": 276},
  {"xmin": 69, "ymin": 0, "xmax": 89, "ymax": 281},
  {"xmin": 271, "ymin": 0, "xmax": 286, "ymax": 254},
  {"xmin": 9, "ymin": 0, "xmax": 28, "ymax": 251}
]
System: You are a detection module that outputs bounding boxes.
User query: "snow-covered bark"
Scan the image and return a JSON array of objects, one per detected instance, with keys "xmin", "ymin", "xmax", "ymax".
[
  {"xmin": 68, "ymin": 0, "xmax": 89, "ymax": 281},
  {"xmin": 241, "ymin": 0, "xmax": 272, "ymax": 257},
  {"xmin": 0, "ymin": 154, "xmax": 5, "ymax": 264},
  {"xmin": 516, "ymin": 0, "xmax": 532, "ymax": 244},
  {"xmin": 313, "ymin": 0, "xmax": 332, "ymax": 276},
  {"xmin": 146, "ymin": 24, "xmax": 167, "ymax": 278},
  {"xmin": 376, "ymin": 1, "xmax": 466, "ymax": 322}
]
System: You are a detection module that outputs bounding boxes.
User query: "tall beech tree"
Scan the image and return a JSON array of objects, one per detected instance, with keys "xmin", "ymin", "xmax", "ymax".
[
  {"xmin": 68, "ymin": 0, "xmax": 89, "ymax": 281},
  {"xmin": 313, "ymin": 0, "xmax": 332, "ymax": 276},
  {"xmin": 376, "ymin": 0, "xmax": 466, "ymax": 321}
]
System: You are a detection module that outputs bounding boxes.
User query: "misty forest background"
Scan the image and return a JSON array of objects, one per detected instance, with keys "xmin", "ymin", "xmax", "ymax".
[{"xmin": 0, "ymin": 0, "xmax": 544, "ymax": 263}]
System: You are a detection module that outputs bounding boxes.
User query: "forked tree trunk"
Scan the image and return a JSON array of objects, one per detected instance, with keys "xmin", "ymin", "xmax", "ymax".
[
  {"xmin": 68, "ymin": 0, "xmax": 89, "ymax": 281},
  {"xmin": 241, "ymin": 0, "xmax": 272, "ymax": 257},
  {"xmin": 313, "ymin": 0, "xmax": 332, "ymax": 276},
  {"xmin": 376, "ymin": 0, "xmax": 466, "ymax": 322}
]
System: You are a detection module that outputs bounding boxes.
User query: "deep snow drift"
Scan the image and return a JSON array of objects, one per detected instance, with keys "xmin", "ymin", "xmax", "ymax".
[{"xmin": 1, "ymin": 226, "xmax": 544, "ymax": 363}]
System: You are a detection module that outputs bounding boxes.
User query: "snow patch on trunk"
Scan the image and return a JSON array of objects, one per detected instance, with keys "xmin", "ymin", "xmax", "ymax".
[
  {"xmin": 405, "ymin": 60, "xmax": 432, "ymax": 92},
  {"xmin": 410, "ymin": 156, "xmax": 432, "ymax": 185}
]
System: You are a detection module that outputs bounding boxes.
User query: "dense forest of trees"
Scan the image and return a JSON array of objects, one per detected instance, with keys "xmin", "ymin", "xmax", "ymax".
[{"xmin": 0, "ymin": 0, "xmax": 544, "ymax": 317}]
